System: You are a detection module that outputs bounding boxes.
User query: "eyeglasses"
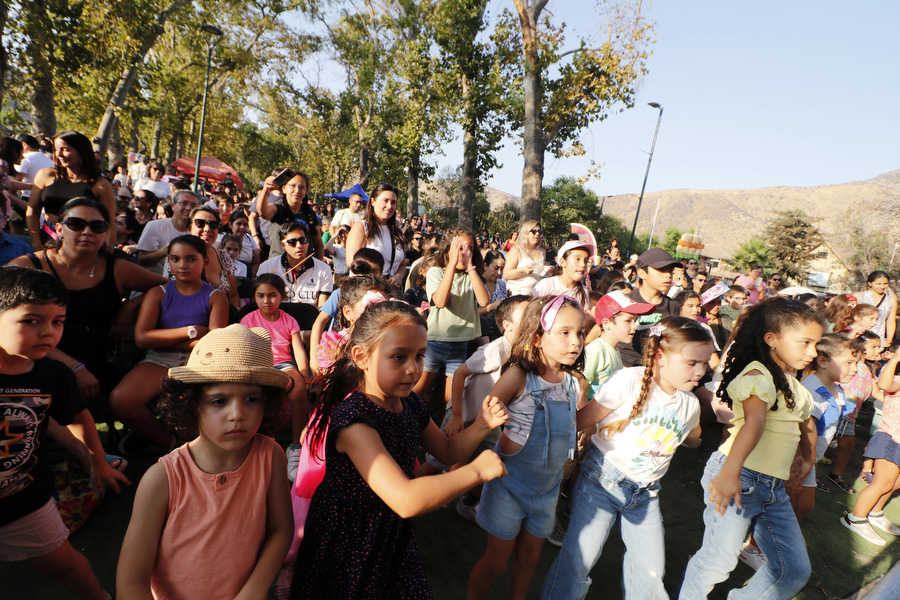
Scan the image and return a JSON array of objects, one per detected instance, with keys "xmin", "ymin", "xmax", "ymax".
[
  {"xmin": 530, "ymin": 228, "xmax": 542, "ymax": 235},
  {"xmin": 284, "ymin": 237, "xmax": 308, "ymax": 247},
  {"xmin": 688, "ymin": 261, "xmax": 697, "ymax": 265},
  {"xmin": 413, "ymin": 236, "xmax": 422, "ymax": 241},
  {"xmin": 63, "ymin": 217, "xmax": 109, "ymax": 234},
  {"xmin": 284, "ymin": 183, "xmax": 306, "ymax": 190},
  {"xmin": 192, "ymin": 218, "xmax": 220, "ymax": 230}
]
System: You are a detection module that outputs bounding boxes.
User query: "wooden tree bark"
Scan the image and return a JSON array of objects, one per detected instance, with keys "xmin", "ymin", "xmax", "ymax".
[
  {"xmin": 406, "ymin": 152, "xmax": 419, "ymax": 218},
  {"xmin": 0, "ymin": 1, "xmax": 8, "ymax": 110},
  {"xmin": 108, "ymin": 116, "xmax": 124, "ymax": 166},
  {"xmin": 24, "ymin": 0, "xmax": 56, "ymax": 136},
  {"xmin": 458, "ymin": 73, "xmax": 476, "ymax": 229}
]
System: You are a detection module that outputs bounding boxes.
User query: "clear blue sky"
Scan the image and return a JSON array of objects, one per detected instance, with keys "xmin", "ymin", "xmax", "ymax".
[{"xmin": 455, "ymin": 1, "xmax": 900, "ymax": 198}]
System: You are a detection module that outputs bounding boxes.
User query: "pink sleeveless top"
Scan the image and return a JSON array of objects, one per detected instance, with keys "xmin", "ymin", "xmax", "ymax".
[{"xmin": 151, "ymin": 435, "xmax": 275, "ymax": 600}]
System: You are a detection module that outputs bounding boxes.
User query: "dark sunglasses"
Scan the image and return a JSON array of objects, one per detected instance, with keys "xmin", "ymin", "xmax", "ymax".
[
  {"xmin": 530, "ymin": 228, "xmax": 542, "ymax": 235},
  {"xmin": 413, "ymin": 236, "xmax": 422, "ymax": 241},
  {"xmin": 63, "ymin": 217, "xmax": 109, "ymax": 234},
  {"xmin": 284, "ymin": 237, "xmax": 308, "ymax": 247},
  {"xmin": 192, "ymin": 218, "xmax": 220, "ymax": 230}
]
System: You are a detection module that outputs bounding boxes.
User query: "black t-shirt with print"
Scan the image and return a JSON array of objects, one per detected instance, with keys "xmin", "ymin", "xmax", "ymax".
[
  {"xmin": 0, "ymin": 359, "xmax": 86, "ymax": 526},
  {"xmin": 616, "ymin": 287, "xmax": 681, "ymax": 367}
]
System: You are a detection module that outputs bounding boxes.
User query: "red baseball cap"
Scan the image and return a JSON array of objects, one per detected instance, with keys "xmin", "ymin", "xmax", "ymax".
[{"xmin": 594, "ymin": 290, "xmax": 655, "ymax": 323}]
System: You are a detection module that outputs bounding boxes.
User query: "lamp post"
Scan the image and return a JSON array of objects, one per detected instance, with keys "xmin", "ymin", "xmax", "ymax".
[
  {"xmin": 625, "ymin": 102, "xmax": 664, "ymax": 258},
  {"xmin": 193, "ymin": 23, "xmax": 224, "ymax": 193}
]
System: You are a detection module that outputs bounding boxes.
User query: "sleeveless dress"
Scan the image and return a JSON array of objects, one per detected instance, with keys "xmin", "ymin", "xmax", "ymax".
[
  {"xmin": 506, "ymin": 247, "xmax": 545, "ymax": 296},
  {"xmin": 290, "ymin": 391, "xmax": 434, "ymax": 599},
  {"xmin": 857, "ymin": 289, "xmax": 892, "ymax": 341}
]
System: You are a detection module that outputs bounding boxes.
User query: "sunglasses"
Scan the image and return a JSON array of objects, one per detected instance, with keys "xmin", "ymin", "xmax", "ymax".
[
  {"xmin": 530, "ymin": 228, "xmax": 542, "ymax": 235},
  {"xmin": 63, "ymin": 217, "xmax": 109, "ymax": 234},
  {"xmin": 284, "ymin": 237, "xmax": 308, "ymax": 247},
  {"xmin": 771, "ymin": 277, "xmax": 782, "ymax": 281},
  {"xmin": 413, "ymin": 236, "xmax": 422, "ymax": 241},
  {"xmin": 192, "ymin": 218, "xmax": 220, "ymax": 230}
]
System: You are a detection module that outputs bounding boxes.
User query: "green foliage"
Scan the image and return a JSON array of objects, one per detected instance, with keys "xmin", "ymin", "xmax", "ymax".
[
  {"xmin": 762, "ymin": 209, "xmax": 824, "ymax": 283},
  {"xmin": 475, "ymin": 197, "xmax": 521, "ymax": 240},
  {"xmin": 595, "ymin": 214, "xmax": 630, "ymax": 259},
  {"xmin": 730, "ymin": 238, "xmax": 773, "ymax": 273},
  {"xmin": 842, "ymin": 208, "xmax": 900, "ymax": 286},
  {"xmin": 540, "ymin": 176, "xmax": 601, "ymax": 248}
]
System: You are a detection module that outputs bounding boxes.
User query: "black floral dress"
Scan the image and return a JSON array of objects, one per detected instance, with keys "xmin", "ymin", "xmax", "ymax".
[{"xmin": 290, "ymin": 391, "xmax": 434, "ymax": 599}]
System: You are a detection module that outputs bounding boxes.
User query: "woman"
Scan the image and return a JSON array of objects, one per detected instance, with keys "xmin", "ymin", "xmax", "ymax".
[
  {"xmin": 478, "ymin": 250, "xmax": 508, "ymax": 342},
  {"xmin": 133, "ymin": 162, "xmax": 171, "ymax": 202},
  {"xmin": 606, "ymin": 237, "xmax": 621, "ymax": 262},
  {"xmin": 256, "ymin": 169, "xmax": 323, "ymax": 260},
  {"xmin": 858, "ymin": 270, "xmax": 898, "ymax": 347},
  {"xmin": 345, "ymin": 182, "xmax": 407, "ymax": 287},
  {"xmin": 257, "ymin": 219, "xmax": 333, "ymax": 309},
  {"xmin": 0, "ymin": 137, "xmax": 30, "ymax": 216},
  {"xmin": 164, "ymin": 206, "xmax": 240, "ymax": 308},
  {"xmin": 324, "ymin": 224, "xmax": 350, "ymax": 279},
  {"xmin": 27, "ymin": 131, "xmax": 116, "ymax": 249},
  {"xmin": 503, "ymin": 219, "xmax": 546, "ymax": 296},
  {"xmin": 503, "ymin": 230, "xmax": 518, "ymax": 252},
  {"xmin": 11, "ymin": 197, "xmax": 167, "ymax": 400}
]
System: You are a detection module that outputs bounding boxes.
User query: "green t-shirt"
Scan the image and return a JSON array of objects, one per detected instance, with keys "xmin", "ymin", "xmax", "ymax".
[
  {"xmin": 425, "ymin": 267, "xmax": 481, "ymax": 342},
  {"xmin": 583, "ymin": 337, "xmax": 623, "ymax": 398}
]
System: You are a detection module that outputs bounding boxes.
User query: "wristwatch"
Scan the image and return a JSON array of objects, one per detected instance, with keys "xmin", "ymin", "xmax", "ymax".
[{"xmin": 187, "ymin": 325, "xmax": 198, "ymax": 340}]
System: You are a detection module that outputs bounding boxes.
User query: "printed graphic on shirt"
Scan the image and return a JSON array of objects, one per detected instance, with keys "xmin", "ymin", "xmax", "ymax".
[
  {"xmin": 630, "ymin": 405, "xmax": 688, "ymax": 472},
  {"xmin": 0, "ymin": 394, "xmax": 51, "ymax": 498}
]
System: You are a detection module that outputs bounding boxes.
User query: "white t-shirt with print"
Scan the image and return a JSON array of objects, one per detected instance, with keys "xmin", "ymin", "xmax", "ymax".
[
  {"xmin": 257, "ymin": 255, "xmax": 333, "ymax": 306},
  {"xmin": 590, "ymin": 366, "xmax": 700, "ymax": 484}
]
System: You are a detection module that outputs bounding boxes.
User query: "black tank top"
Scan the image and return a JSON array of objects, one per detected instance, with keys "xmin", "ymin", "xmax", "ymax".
[{"xmin": 42, "ymin": 179, "xmax": 91, "ymax": 218}]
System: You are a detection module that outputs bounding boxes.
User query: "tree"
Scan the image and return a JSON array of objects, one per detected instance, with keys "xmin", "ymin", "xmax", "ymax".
[
  {"xmin": 730, "ymin": 238, "xmax": 773, "ymax": 273},
  {"xmin": 763, "ymin": 209, "xmax": 824, "ymax": 283},
  {"xmin": 595, "ymin": 214, "xmax": 630, "ymax": 258},
  {"xmin": 540, "ymin": 176, "xmax": 601, "ymax": 247}
]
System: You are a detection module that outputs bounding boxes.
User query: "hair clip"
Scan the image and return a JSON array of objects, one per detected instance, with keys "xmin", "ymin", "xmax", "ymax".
[
  {"xmin": 649, "ymin": 322, "xmax": 666, "ymax": 338},
  {"xmin": 539, "ymin": 294, "xmax": 567, "ymax": 332},
  {"xmin": 360, "ymin": 290, "xmax": 388, "ymax": 309}
]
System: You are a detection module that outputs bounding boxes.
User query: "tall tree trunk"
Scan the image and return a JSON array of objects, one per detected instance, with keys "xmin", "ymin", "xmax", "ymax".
[
  {"xmin": 166, "ymin": 120, "xmax": 182, "ymax": 164},
  {"xmin": 407, "ymin": 152, "xmax": 420, "ymax": 219},
  {"xmin": 108, "ymin": 116, "xmax": 124, "ymax": 166},
  {"xmin": 150, "ymin": 115, "xmax": 163, "ymax": 159},
  {"xmin": 24, "ymin": 0, "xmax": 56, "ymax": 136},
  {"xmin": 458, "ymin": 74, "xmax": 476, "ymax": 229},
  {"xmin": 94, "ymin": 0, "xmax": 190, "ymax": 156},
  {"xmin": 358, "ymin": 138, "xmax": 370, "ymax": 190},
  {"xmin": 0, "ymin": 1, "xmax": 8, "ymax": 109},
  {"xmin": 129, "ymin": 119, "xmax": 140, "ymax": 154}
]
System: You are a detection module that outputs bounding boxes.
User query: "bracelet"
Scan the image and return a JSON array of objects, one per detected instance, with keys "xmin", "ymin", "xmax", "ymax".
[
  {"xmin": 71, "ymin": 362, "xmax": 86, "ymax": 373},
  {"xmin": 465, "ymin": 266, "xmax": 477, "ymax": 272}
]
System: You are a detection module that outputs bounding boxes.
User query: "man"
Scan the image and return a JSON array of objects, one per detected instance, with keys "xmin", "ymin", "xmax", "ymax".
[
  {"xmin": 734, "ymin": 264, "xmax": 765, "ymax": 305},
  {"xmin": 405, "ymin": 231, "xmax": 424, "ymax": 265},
  {"xmin": 329, "ymin": 193, "xmax": 365, "ymax": 237},
  {"xmin": 135, "ymin": 190, "xmax": 200, "ymax": 272},
  {"xmin": 128, "ymin": 156, "xmax": 149, "ymax": 188}
]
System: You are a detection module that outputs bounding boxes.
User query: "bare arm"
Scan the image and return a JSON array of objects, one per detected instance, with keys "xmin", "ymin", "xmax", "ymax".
[
  {"xmin": 137, "ymin": 247, "xmax": 169, "ymax": 267},
  {"xmin": 117, "ymin": 463, "xmax": 169, "ymax": 600},
  {"xmin": 503, "ymin": 247, "xmax": 531, "ymax": 281},
  {"xmin": 255, "ymin": 178, "xmax": 278, "ymax": 221},
  {"xmin": 887, "ymin": 291, "xmax": 898, "ymax": 347},
  {"xmin": 308, "ymin": 311, "xmax": 330, "ymax": 376},
  {"xmin": 344, "ymin": 221, "xmax": 366, "ymax": 268},
  {"xmin": 446, "ymin": 363, "xmax": 471, "ymax": 437},
  {"xmin": 708, "ymin": 394, "xmax": 767, "ymax": 514},
  {"xmin": 92, "ymin": 178, "xmax": 118, "ymax": 248},
  {"xmin": 133, "ymin": 286, "xmax": 200, "ymax": 349},
  {"xmin": 877, "ymin": 353, "xmax": 900, "ymax": 394},
  {"xmin": 291, "ymin": 332, "xmax": 311, "ymax": 378},
  {"xmin": 421, "ymin": 395, "xmax": 507, "ymax": 465},
  {"xmin": 67, "ymin": 409, "xmax": 130, "ymax": 494},
  {"xmin": 208, "ymin": 290, "xmax": 230, "ymax": 330},
  {"xmin": 26, "ymin": 168, "xmax": 54, "ymax": 249}
]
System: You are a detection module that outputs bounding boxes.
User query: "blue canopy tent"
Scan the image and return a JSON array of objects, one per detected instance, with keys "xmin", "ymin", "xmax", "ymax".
[{"xmin": 324, "ymin": 183, "xmax": 369, "ymax": 202}]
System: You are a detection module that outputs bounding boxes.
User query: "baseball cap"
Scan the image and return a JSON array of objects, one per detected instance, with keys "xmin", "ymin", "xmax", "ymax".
[
  {"xmin": 556, "ymin": 240, "xmax": 595, "ymax": 264},
  {"xmin": 594, "ymin": 290, "xmax": 655, "ymax": 323},
  {"xmin": 637, "ymin": 248, "xmax": 682, "ymax": 271}
]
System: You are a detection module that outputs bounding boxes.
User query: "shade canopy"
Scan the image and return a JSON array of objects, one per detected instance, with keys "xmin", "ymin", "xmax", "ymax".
[
  {"xmin": 324, "ymin": 183, "xmax": 369, "ymax": 202},
  {"xmin": 172, "ymin": 156, "xmax": 244, "ymax": 191}
]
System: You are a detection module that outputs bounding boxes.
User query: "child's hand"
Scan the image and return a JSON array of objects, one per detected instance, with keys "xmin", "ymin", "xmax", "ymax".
[
  {"xmin": 445, "ymin": 413, "xmax": 464, "ymax": 437},
  {"xmin": 708, "ymin": 471, "xmax": 742, "ymax": 515},
  {"xmin": 471, "ymin": 449, "xmax": 507, "ymax": 482},
  {"xmin": 91, "ymin": 459, "xmax": 131, "ymax": 495},
  {"xmin": 786, "ymin": 453, "xmax": 812, "ymax": 495},
  {"xmin": 447, "ymin": 236, "xmax": 461, "ymax": 271},
  {"xmin": 479, "ymin": 395, "xmax": 509, "ymax": 430},
  {"xmin": 459, "ymin": 239, "xmax": 474, "ymax": 270}
]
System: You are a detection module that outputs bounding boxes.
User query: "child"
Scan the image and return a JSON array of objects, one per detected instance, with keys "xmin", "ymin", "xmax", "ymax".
[
  {"xmin": 842, "ymin": 350, "xmax": 900, "ymax": 546},
  {"xmin": 541, "ymin": 316, "xmax": 713, "ymax": 599},
  {"xmin": 791, "ymin": 334, "xmax": 856, "ymax": 520},
  {"xmin": 289, "ymin": 301, "xmax": 507, "ymax": 598},
  {"xmin": 110, "ymin": 234, "xmax": 229, "ymax": 454},
  {"xmin": 0, "ymin": 266, "xmax": 128, "ymax": 600},
  {"xmin": 717, "ymin": 285, "xmax": 749, "ymax": 331},
  {"xmin": 531, "ymin": 240, "xmax": 594, "ymax": 311},
  {"xmin": 220, "ymin": 234, "xmax": 248, "ymax": 278},
  {"xmin": 679, "ymin": 299, "xmax": 822, "ymax": 600},
  {"xmin": 116, "ymin": 325, "xmax": 294, "ymax": 598},
  {"xmin": 467, "ymin": 295, "xmax": 587, "ymax": 600},
  {"xmin": 833, "ymin": 302, "xmax": 879, "ymax": 338},
  {"xmin": 583, "ymin": 290, "xmax": 654, "ymax": 397},
  {"xmin": 241, "ymin": 274, "xmax": 311, "ymax": 479},
  {"xmin": 414, "ymin": 226, "xmax": 490, "ymax": 405}
]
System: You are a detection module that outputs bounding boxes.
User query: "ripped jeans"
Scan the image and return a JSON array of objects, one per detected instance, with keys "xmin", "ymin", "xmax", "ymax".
[{"xmin": 540, "ymin": 445, "xmax": 668, "ymax": 600}]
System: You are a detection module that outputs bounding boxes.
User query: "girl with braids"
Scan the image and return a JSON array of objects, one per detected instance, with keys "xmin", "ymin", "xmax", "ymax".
[
  {"xmin": 290, "ymin": 301, "xmax": 507, "ymax": 599},
  {"xmin": 541, "ymin": 316, "xmax": 713, "ymax": 600},
  {"xmin": 468, "ymin": 295, "xmax": 588, "ymax": 600},
  {"xmin": 679, "ymin": 299, "xmax": 823, "ymax": 600}
]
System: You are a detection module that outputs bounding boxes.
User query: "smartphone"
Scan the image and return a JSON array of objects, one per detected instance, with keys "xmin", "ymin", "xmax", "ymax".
[{"xmin": 273, "ymin": 168, "xmax": 294, "ymax": 188}]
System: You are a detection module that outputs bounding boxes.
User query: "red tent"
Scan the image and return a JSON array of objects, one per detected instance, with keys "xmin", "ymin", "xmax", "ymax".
[{"xmin": 172, "ymin": 156, "xmax": 244, "ymax": 191}]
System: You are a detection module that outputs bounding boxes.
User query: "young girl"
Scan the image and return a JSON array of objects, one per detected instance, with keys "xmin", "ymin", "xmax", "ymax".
[
  {"xmin": 116, "ymin": 325, "xmax": 294, "ymax": 598},
  {"xmin": 467, "ymin": 295, "xmax": 587, "ymax": 600},
  {"xmin": 110, "ymin": 235, "xmax": 229, "ymax": 453},
  {"xmin": 530, "ymin": 240, "xmax": 593, "ymax": 312},
  {"xmin": 842, "ymin": 350, "xmax": 900, "ymax": 546},
  {"xmin": 679, "ymin": 299, "xmax": 823, "ymax": 600},
  {"xmin": 414, "ymin": 226, "xmax": 490, "ymax": 405},
  {"xmin": 676, "ymin": 289, "xmax": 721, "ymax": 370},
  {"xmin": 834, "ymin": 302, "xmax": 879, "ymax": 338},
  {"xmin": 541, "ymin": 316, "xmax": 712, "ymax": 600},
  {"xmin": 290, "ymin": 301, "xmax": 507, "ymax": 598},
  {"xmin": 240, "ymin": 274, "xmax": 311, "ymax": 476}
]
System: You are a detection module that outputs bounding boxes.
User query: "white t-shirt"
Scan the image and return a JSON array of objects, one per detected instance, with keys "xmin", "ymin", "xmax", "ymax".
[
  {"xmin": 457, "ymin": 336, "xmax": 512, "ymax": 422},
  {"xmin": 591, "ymin": 366, "xmax": 700, "ymax": 484},
  {"xmin": 331, "ymin": 208, "xmax": 363, "ymax": 229},
  {"xmin": 530, "ymin": 275, "xmax": 590, "ymax": 311},
  {"xmin": 134, "ymin": 177, "xmax": 172, "ymax": 201},
  {"xmin": 17, "ymin": 151, "xmax": 54, "ymax": 197},
  {"xmin": 257, "ymin": 255, "xmax": 333, "ymax": 306},
  {"xmin": 363, "ymin": 223, "xmax": 404, "ymax": 277},
  {"xmin": 216, "ymin": 232, "xmax": 258, "ymax": 265},
  {"xmin": 136, "ymin": 218, "xmax": 186, "ymax": 272}
]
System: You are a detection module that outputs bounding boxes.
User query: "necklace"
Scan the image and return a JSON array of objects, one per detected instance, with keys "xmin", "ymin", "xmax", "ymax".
[{"xmin": 56, "ymin": 251, "xmax": 98, "ymax": 278}]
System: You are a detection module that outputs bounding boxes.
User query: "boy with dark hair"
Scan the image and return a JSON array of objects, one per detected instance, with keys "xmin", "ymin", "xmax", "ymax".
[
  {"xmin": 584, "ymin": 290, "xmax": 654, "ymax": 396},
  {"xmin": 0, "ymin": 266, "xmax": 129, "ymax": 599}
]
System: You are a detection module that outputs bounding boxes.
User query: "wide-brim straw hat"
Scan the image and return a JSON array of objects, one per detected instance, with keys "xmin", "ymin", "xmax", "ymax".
[{"xmin": 168, "ymin": 324, "xmax": 290, "ymax": 389}]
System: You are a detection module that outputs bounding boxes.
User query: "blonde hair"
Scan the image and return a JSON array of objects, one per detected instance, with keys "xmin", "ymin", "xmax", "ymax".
[
  {"xmin": 515, "ymin": 219, "xmax": 541, "ymax": 251},
  {"xmin": 599, "ymin": 316, "xmax": 712, "ymax": 439}
]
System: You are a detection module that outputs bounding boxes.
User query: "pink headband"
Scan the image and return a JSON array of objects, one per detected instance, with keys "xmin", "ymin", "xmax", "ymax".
[{"xmin": 540, "ymin": 294, "xmax": 568, "ymax": 331}]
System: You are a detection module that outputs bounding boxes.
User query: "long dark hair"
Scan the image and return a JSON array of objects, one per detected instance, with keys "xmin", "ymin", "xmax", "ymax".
[
  {"xmin": 0, "ymin": 137, "xmax": 23, "ymax": 175},
  {"xmin": 363, "ymin": 182, "xmax": 405, "ymax": 249},
  {"xmin": 717, "ymin": 298, "xmax": 824, "ymax": 411},
  {"xmin": 54, "ymin": 131, "xmax": 101, "ymax": 186}
]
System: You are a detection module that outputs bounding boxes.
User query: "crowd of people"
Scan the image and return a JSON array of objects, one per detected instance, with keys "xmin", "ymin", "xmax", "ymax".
[{"xmin": 1, "ymin": 129, "xmax": 899, "ymax": 599}]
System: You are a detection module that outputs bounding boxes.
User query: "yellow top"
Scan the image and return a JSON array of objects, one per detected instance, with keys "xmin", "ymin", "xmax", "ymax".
[{"xmin": 719, "ymin": 361, "xmax": 813, "ymax": 480}]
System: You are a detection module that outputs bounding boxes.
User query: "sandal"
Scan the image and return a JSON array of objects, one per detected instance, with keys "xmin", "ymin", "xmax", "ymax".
[
  {"xmin": 861, "ymin": 471, "xmax": 874, "ymax": 485},
  {"xmin": 105, "ymin": 454, "xmax": 128, "ymax": 473},
  {"xmin": 827, "ymin": 473, "xmax": 856, "ymax": 494},
  {"xmin": 815, "ymin": 476, "xmax": 833, "ymax": 493}
]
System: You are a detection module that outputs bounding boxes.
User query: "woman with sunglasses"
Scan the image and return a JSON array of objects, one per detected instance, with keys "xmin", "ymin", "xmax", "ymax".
[
  {"xmin": 345, "ymin": 182, "xmax": 407, "ymax": 287},
  {"xmin": 11, "ymin": 197, "xmax": 167, "ymax": 400},
  {"xmin": 26, "ymin": 131, "xmax": 116, "ymax": 250},
  {"xmin": 504, "ymin": 219, "xmax": 546, "ymax": 296},
  {"xmin": 163, "ymin": 206, "xmax": 240, "ymax": 308}
]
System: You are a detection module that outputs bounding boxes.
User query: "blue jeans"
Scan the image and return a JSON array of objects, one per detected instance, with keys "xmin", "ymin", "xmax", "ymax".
[
  {"xmin": 679, "ymin": 451, "xmax": 811, "ymax": 600},
  {"xmin": 540, "ymin": 446, "xmax": 668, "ymax": 600}
]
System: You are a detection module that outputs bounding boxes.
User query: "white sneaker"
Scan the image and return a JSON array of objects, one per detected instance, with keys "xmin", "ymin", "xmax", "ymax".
[
  {"xmin": 738, "ymin": 541, "xmax": 767, "ymax": 571},
  {"xmin": 547, "ymin": 519, "xmax": 567, "ymax": 548},
  {"xmin": 287, "ymin": 445, "xmax": 301, "ymax": 482},
  {"xmin": 868, "ymin": 513, "xmax": 900, "ymax": 536},
  {"xmin": 455, "ymin": 497, "xmax": 478, "ymax": 524},
  {"xmin": 841, "ymin": 513, "xmax": 887, "ymax": 546}
]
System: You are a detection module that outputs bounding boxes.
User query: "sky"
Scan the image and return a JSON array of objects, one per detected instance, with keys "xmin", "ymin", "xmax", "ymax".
[{"xmin": 434, "ymin": 1, "xmax": 900, "ymax": 198}]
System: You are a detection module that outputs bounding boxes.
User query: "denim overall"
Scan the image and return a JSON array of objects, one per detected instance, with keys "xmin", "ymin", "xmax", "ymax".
[{"xmin": 476, "ymin": 371, "xmax": 577, "ymax": 540}]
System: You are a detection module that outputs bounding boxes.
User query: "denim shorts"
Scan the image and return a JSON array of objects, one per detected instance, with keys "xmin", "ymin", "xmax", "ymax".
[
  {"xmin": 275, "ymin": 361, "xmax": 298, "ymax": 371},
  {"xmin": 423, "ymin": 339, "xmax": 468, "ymax": 375},
  {"xmin": 141, "ymin": 349, "xmax": 190, "ymax": 369},
  {"xmin": 836, "ymin": 417, "xmax": 855, "ymax": 437},
  {"xmin": 864, "ymin": 431, "xmax": 900, "ymax": 467},
  {"xmin": 476, "ymin": 469, "xmax": 559, "ymax": 540}
]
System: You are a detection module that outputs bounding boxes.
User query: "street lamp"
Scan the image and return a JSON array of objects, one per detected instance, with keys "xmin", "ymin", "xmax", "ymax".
[
  {"xmin": 193, "ymin": 23, "xmax": 224, "ymax": 193},
  {"xmin": 625, "ymin": 102, "xmax": 664, "ymax": 258}
]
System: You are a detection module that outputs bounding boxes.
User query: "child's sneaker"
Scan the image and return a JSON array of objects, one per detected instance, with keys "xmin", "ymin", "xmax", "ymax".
[
  {"xmin": 547, "ymin": 518, "xmax": 567, "ymax": 548},
  {"xmin": 841, "ymin": 513, "xmax": 887, "ymax": 546},
  {"xmin": 868, "ymin": 512, "xmax": 900, "ymax": 536},
  {"xmin": 286, "ymin": 444, "xmax": 302, "ymax": 483},
  {"xmin": 456, "ymin": 495, "xmax": 478, "ymax": 524},
  {"xmin": 738, "ymin": 541, "xmax": 766, "ymax": 570}
]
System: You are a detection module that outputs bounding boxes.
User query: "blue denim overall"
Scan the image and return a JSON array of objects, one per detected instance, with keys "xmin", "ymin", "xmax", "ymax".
[{"xmin": 475, "ymin": 371, "xmax": 577, "ymax": 540}]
